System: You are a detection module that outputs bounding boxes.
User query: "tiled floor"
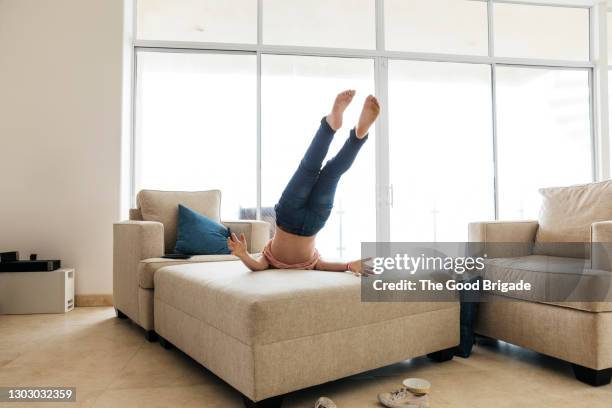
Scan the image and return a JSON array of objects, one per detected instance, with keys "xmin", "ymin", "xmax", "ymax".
[{"xmin": 0, "ymin": 307, "xmax": 610, "ymax": 407}]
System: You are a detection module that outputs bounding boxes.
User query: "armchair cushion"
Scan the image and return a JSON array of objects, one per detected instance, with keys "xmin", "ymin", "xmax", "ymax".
[
  {"xmin": 137, "ymin": 189, "xmax": 221, "ymax": 252},
  {"xmin": 138, "ymin": 254, "xmax": 240, "ymax": 289},
  {"xmin": 469, "ymin": 220, "xmax": 539, "ymax": 243},
  {"xmin": 481, "ymin": 255, "xmax": 612, "ymax": 312},
  {"xmin": 535, "ymin": 180, "xmax": 612, "ymax": 258},
  {"xmin": 468, "ymin": 220, "xmax": 538, "ymax": 258}
]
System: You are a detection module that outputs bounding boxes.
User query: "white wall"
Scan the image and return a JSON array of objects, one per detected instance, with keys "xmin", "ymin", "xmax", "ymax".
[{"xmin": 0, "ymin": 0, "xmax": 125, "ymax": 296}]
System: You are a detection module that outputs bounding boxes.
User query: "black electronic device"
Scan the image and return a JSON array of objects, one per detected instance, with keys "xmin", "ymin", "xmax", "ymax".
[
  {"xmin": 0, "ymin": 251, "xmax": 19, "ymax": 262},
  {"xmin": 0, "ymin": 260, "xmax": 61, "ymax": 272}
]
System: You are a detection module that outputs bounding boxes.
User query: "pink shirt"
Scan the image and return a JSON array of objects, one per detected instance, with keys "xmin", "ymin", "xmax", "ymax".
[{"xmin": 262, "ymin": 240, "xmax": 320, "ymax": 270}]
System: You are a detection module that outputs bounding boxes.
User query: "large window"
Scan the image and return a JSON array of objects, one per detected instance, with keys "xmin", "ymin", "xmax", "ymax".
[
  {"xmin": 135, "ymin": 51, "xmax": 257, "ymax": 219},
  {"xmin": 137, "ymin": 0, "xmax": 257, "ymax": 43},
  {"xmin": 262, "ymin": 0, "xmax": 376, "ymax": 49},
  {"xmin": 388, "ymin": 61, "xmax": 494, "ymax": 241},
  {"xmin": 496, "ymin": 67, "xmax": 592, "ymax": 219},
  {"xmin": 384, "ymin": 0, "xmax": 488, "ymax": 55},
  {"xmin": 261, "ymin": 55, "xmax": 376, "ymax": 259},
  {"xmin": 134, "ymin": 0, "xmax": 597, "ymax": 250},
  {"xmin": 493, "ymin": 3, "xmax": 589, "ymax": 61}
]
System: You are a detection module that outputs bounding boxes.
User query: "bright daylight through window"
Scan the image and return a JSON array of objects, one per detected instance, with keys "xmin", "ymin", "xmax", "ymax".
[{"xmin": 135, "ymin": 0, "xmax": 594, "ymax": 258}]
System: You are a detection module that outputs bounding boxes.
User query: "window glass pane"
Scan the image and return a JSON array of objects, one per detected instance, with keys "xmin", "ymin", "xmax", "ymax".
[
  {"xmin": 135, "ymin": 51, "xmax": 257, "ymax": 219},
  {"xmin": 137, "ymin": 0, "xmax": 257, "ymax": 43},
  {"xmin": 610, "ymin": 70, "xmax": 612, "ymax": 178},
  {"xmin": 388, "ymin": 61, "xmax": 494, "ymax": 241},
  {"xmin": 262, "ymin": 55, "xmax": 375, "ymax": 259},
  {"xmin": 494, "ymin": 3, "xmax": 589, "ymax": 61},
  {"xmin": 262, "ymin": 0, "xmax": 375, "ymax": 49},
  {"xmin": 384, "ymin": 0, "xmax": 488, "ymax": 55},
  {"xmin": 496, "ymin": 67, "xmax": 592, "ymax": 220},
  {"xmin": 608, "ymin": 12, "xmax": 612, "ymax": 56}
]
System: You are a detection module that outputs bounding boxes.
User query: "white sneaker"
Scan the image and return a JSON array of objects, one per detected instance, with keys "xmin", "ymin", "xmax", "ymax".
[
  {"xmin": 315, "ymin": 396, "xmax": 337, "ymax": 408},
  {"xmin": 378, "ymin": 387, "xmax": 430, "ymax": 408}
]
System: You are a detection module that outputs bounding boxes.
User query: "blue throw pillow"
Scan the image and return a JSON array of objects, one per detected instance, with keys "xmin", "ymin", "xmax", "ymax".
[{"xmin": 174, "ymin": 204, "xmax": 231, "ymax": 255}]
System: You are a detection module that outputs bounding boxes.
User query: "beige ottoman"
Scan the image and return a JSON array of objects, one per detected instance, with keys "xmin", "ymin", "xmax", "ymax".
[{"xmin": 154, "ymin": 261, "xmax": 459, "ymax": 407}]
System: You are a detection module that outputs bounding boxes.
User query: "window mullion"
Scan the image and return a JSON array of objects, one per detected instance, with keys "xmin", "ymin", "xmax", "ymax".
[
  {"xmin": 590, "ymin": 3, "xmax": 610, "ymax": 181},
  {"xmin": 375, "ymin": 56, "xmax": 390, "ymax": 242},
  {"xmin": 488, "ymin": 0, "xmax": 500, "ymax": 220},
  {"xmin": 256, "ymin": 0, "xmax": 263, "ymax": 220},
  {"xmin": 491, "ymin": 64, "xmax": 500, "ymax": 220}
]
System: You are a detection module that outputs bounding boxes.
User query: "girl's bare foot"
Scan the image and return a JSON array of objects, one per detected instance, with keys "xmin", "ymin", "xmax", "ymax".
[
  {"xmin": 355, "ymin": 95, "xmax": 380, "ymax": 139},
  {"xmin": 326, "ymin": 90, "xmax": 356, "ymax": 131}
]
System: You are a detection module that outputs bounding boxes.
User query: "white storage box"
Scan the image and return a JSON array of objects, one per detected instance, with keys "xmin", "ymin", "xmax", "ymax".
[{"xmin": 0, "ymin": 268, "xmax": 74, "ymax": 314}]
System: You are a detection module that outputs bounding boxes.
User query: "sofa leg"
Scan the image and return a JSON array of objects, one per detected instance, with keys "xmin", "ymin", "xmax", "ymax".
[
  {"xmin": 115, "ymin": 308, "xmax": 128, "ymax": 319},
  {"xmin": 159, "ymin": 336, "xmax": 173, "ymax": 350},
  {"xmin": 144, "ymin": 330, "xmax": 158, "ymax": 342},
  {"xmin": 242, "ymin": 395, "xmax": 283, "ymax": 408},
  {"xmin": 427, "ymin": 347, "xmax": 456, "ymax": 363},
  {"xmin": 572, "ymin": 364, "xmax": 612, "ymax": 386}
]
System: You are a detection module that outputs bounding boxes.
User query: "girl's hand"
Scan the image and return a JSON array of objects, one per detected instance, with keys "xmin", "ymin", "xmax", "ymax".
[
  {"xmin": 348, "ymin": 257, "xmax": 373, "ymax": 276},
  {"xmin": 227, "ymin": 232, "xmax": 248, "ymax": 257}
]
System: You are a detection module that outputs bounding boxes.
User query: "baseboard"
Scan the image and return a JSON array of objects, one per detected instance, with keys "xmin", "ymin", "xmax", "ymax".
[{"xmin": 75, "ymin": 294, "xmax": 113, "ymax": 307}]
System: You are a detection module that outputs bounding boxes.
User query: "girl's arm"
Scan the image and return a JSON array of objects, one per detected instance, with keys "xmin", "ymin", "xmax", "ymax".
[
  {"xmin": 237, "ymin": 252, "xmax": 270, "ymax": 271},
  {"xmin": 227, "ymin": 233, "xmax": 270, "ymax": 271},
  {"xmin": 315, "ymin": 258, "xmax": 372, "ymax": 275},
  {"xmin": 315, "ymin": 259, "xmax": 348, "ymax": 272}
]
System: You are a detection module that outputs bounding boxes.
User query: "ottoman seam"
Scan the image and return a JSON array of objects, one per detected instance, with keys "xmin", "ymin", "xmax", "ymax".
[
  {"xmin": 156, "ymin": 297, "xmax": 253, "ymax": 347},
  {"xmin": 155, "ymin": 295, "xmax": 459, "ymax": 346},
  {"xmin": 255, "ymin": 305, "xmax": 460, "ymax": 346}
]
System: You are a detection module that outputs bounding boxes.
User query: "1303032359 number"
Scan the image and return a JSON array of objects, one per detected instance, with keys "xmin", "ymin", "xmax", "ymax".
[{"xmin": 1, "ymin": 387, "xmax": 76, "ymax": 402}]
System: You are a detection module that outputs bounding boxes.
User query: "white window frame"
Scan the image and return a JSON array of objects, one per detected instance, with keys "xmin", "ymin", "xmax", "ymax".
[{"xmin": 129, "ymin": 0, "xmax": 609, "ymax": 241}]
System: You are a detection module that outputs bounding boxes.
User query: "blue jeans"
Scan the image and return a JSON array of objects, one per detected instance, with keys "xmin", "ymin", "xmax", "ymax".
[{"xmin": 274, "ymin": 117, "xmax": 368, "ymax": 237}]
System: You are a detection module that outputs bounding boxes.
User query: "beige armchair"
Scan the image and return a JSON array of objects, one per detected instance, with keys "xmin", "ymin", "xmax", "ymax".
[
  {"xmin": 113, "ymin": 190, "xmax": 270, "ymax": 340},
  {"xmin": 469, "ymin": 180, "xmax": 612, "ymax": 386}
]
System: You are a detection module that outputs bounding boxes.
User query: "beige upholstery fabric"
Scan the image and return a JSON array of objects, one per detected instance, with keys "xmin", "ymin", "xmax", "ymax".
[
  {"xmin": 138, "ymin": 287, "xmax": 154, "ymax": 330},
  {"xmin": 136, "ymin": 219, "xmax": 270, "ymax": 289},
  {"xmin": 138, "ymin": 254, "xmax": 241, "ymax": 289},
  {"xmin": 156, "ymin": 298, "xmax": 458, "ymax": 401},
  {"xmin": 129, "ymin": 208, "xmax": 143, "ymax": 220},
  {"xmin": 592, "ymin": 221, "xmax": 612, "ymax": 271},
  {"xmin": 114, "ymin": 199, "xmax": 271, "ymax": 333},
  {"xmin": 468, "ymin": 220, "xmax": 538, "ymax": 258},
  {"xmin": 470, "ymin": 206, "xmax": 612, "ymax": 372},
  {"xmin": 534, "ymin": 180, "xmax": 612, "ymax": 258},
  {"xmin": 137, "ymin": 220, "xmax": 269, "ymax": 289},
  {"xmin": 113, "ymin": 221, "xmax": 164, "ymax": 325},
  {"xmin": 482, "ymin": 255, "xmax": 612, "ymax": 312},
  {"xmin": 469, "ymin": 220, "xmax": 539, "ymax": 243},
  {"xmin": 154, "ymin": 262, "xmax": 459, "ymax": 401},
  {"xmin": 476, "ymin": 295, "xmax": 612, "ymax": 370},
  {"xmin": 223, "ymin": 220, "xmax": 270, "ymax": 253},
  {"xmin": 154, "ymin": 261, "xmax": 456, "ymax": 345},
  {"xmin": 250, "ymin": 307, "xmax": 457, "ymax": 401},
  {"xmin": 137, "ymin": 190, "xmax": 221, "ymax": 252}
]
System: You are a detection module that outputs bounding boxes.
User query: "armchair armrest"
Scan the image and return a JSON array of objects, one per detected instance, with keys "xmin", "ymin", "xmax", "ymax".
[
  {"xmin": 469, "ymin": 220, "xmax": 539, "ymax": 258},
  {"xmin": 591, "ymin": 221, "xmax": 612, "ymax": 271},
  {"xmin": 222, "ymin": 220, "xmax": 270, "ymax": 253},
  {"xmin": 113, "ymin": 221, "xmax": 164, "ymax": 323}
]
